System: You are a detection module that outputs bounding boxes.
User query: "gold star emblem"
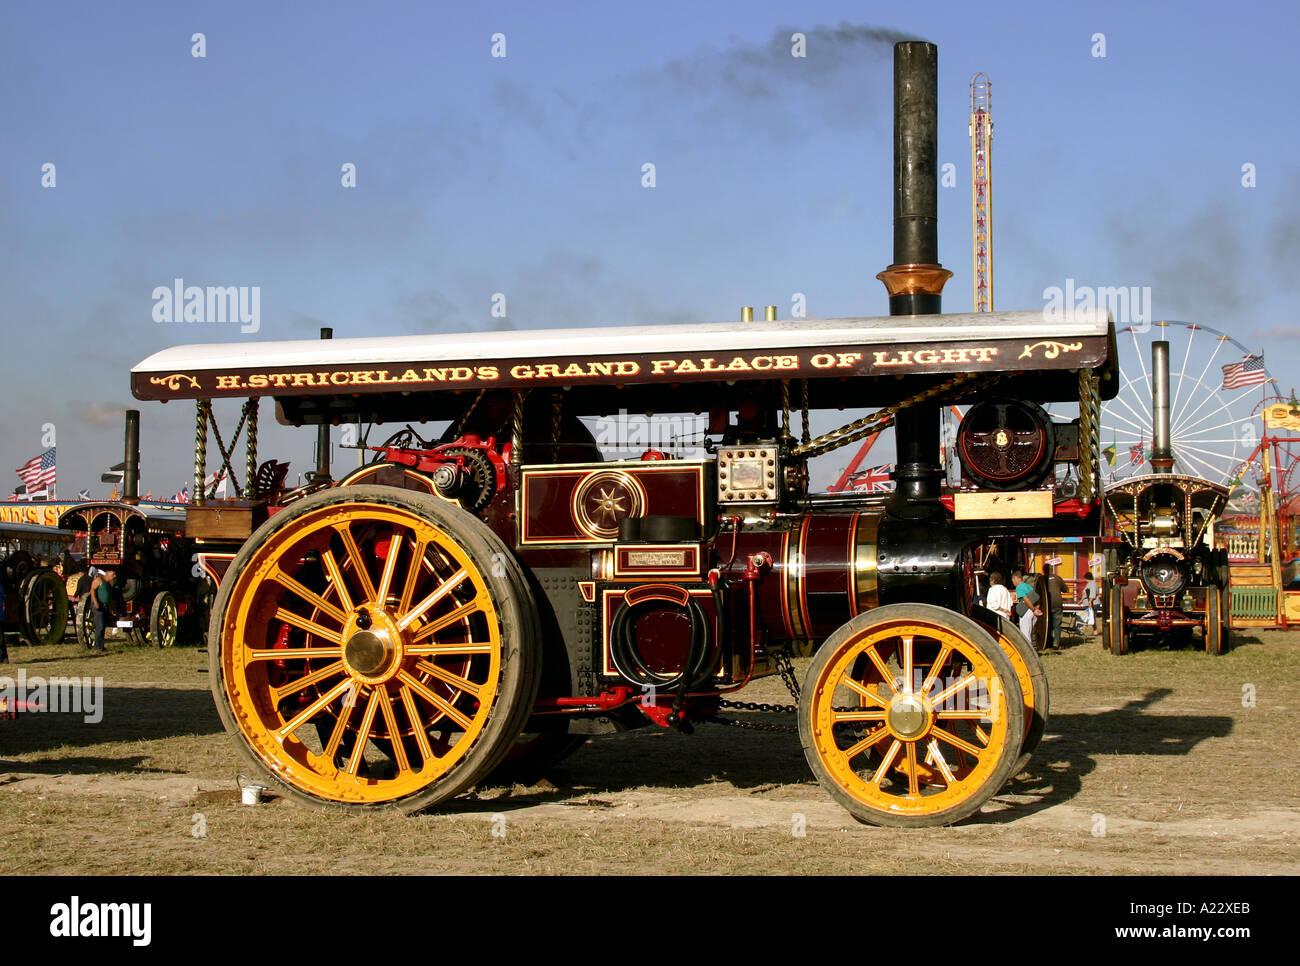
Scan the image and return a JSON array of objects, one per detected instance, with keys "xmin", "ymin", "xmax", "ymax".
[{"xmin": 591, "ymin": 485, "xmax": 626, "ymax": 523}]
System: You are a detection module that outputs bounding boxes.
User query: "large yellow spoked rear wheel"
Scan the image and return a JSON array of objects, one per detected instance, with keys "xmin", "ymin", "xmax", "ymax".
[
  {"xmin": 208, "ymin": 485, "xmax": 541, "ymax": 811},
  {"xmin": 799, "ymin": 603, "xmax": 1025, "ymax": 828}
]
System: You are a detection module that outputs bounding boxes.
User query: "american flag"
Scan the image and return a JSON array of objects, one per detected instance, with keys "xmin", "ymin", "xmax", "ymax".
[
  {"xmin": 1222, "ymin": 354, "xmax": 1267, "ymax": 390},
  {"xmin": 847, "ymin": 463, "xmax": 896, "ymax": 493},
  {"xmin": 16, "ymin": 448, "xmax": 56, "ymax": 496}
]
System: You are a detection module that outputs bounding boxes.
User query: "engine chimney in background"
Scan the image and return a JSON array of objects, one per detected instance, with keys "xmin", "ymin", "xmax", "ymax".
[{"xmin": 1151, "ymin": 340, "xmax": 1174, "ymax": 474}]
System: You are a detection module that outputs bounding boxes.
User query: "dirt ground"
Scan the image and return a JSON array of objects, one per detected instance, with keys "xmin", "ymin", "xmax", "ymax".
[{"xmin": 1, "ymin": 625, "xmax": 1297, "ymax": 875}]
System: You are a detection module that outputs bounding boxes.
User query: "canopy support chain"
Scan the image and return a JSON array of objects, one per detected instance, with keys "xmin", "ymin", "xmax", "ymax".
[
  {"xmin": 793, "ymin": 371, "xmax": 1006, "ymax": 460},
  {"xmin": 1078, "ymin": 369, "xmax": 1100, "ymax": 501},
  {"xmin": 244, "ymin": 398, "xmax": 259, "ymax": 496},
  {"xmin": 800, "ymin": 380, "xmax": 811, "ymax": 446},
  {"xmin": 193, "ymin": 400, "xmax": 210, "ymax": 507}
]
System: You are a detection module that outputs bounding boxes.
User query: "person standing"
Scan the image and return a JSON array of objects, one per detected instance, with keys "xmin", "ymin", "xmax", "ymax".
[
  {"xmin": 1082, "ymin": 570, "xmax": 1100, "ymax": 636},
  {"xmin": 1011, "ymin": 567, "xmax": 1042, "ymax": 646},
  {"xmin": 88, "ymin": 568, "xmax": 116, "ymax": 652},
  {"xmin": 986, "ymin": 571, "xmax": 1014, "ymax": 621},
  {"xmin": 1043, "ymin": 564, "xmax": 1067, "ymax": 649}
]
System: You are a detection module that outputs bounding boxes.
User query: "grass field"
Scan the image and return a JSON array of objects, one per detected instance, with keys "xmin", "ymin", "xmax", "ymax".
[{"xmin": 2, "ymin": 626, "xmax": 1297, "ymax": 875}]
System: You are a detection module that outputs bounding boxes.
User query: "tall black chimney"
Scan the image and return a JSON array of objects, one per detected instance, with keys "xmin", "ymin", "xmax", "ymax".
[
  {"xmin": 123, "ymin": 409, "xmax": 140, "ymax": 504},
  {"xmin": 878, "ymin": 42, "xmax": 952, "ymax": 505}
]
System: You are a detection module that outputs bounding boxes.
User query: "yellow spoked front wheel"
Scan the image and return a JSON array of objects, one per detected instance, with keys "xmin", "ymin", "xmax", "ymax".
[
  {"xmin": 208, "ymin": 485, "xmax": 541, "ymax": 811},
  {"xmin": 799, "ymin": 603, "xmax": 1025, "ymax": 828}
]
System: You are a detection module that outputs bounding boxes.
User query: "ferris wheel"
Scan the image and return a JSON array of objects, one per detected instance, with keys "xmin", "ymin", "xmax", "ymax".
[{"xmin": 1100, "ymin": 321, "xmax": 1272, "ymax": 493}]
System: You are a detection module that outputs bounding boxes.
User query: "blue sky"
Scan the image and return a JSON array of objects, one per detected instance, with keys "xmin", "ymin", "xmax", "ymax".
[{"xmin": 2, "ymin": 0, "xmax": 1296, "ymax": 496}]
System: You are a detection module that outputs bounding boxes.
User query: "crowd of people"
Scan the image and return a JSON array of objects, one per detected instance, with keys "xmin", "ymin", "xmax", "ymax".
[{"xmin": 983, "ymin": 564, "xmax": 1101, "ymax": 649}]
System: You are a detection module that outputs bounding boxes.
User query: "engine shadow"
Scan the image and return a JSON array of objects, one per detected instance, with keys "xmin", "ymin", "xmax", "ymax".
[
  {"xmin": 979, "ymin": 686, "xmax": 1233, "ymax": 824},
  {"xmin": 0, "ymin": 686, "xmax": 223, "ymax": 760},
  {"xmin": 471, "ymin": 687, "xmax": 1234, "ymax": 825}
]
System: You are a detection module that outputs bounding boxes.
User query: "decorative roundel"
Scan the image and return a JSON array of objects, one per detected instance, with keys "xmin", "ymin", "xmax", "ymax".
[
  {"xmin": 573, "ymin": 470, "xmax": 646, "ymax": 540},
  {"xmin": 1140, "ymin": 549, "xmax": 1188, "ymax": 598},
  {"xmin": 957, "ymin": 399, "xmax": 1055, "ymax": 490}
]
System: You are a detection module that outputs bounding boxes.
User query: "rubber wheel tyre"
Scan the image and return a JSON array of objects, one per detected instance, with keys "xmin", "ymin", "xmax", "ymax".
[
  {"xmin": 21, "ymin": 569, "xmax": 69, "ymax": 646},
  {"xmin": 150, "ymin": 591, "xmax": 179, "ymax": 648},
  {"xmin": 971, "ymin": 607, "xmax": 1049, "ymax": 774},
  {"xmin": 1100, "ymin": 585, "xmax": 1112, "ymax": 652},
  {"xmin": 1206, "ymin": 585, "xmax": 1226, "ymax": 655},
  {"xmin": 1109, "ymin": 584, "xmax": 1128, "ymax": 656},
  {"xmin": 483, "ymin": 733, "xmax": 589, "ymax": 786},
  {"xmin": 799, "ymin": 603, "xmax": 1025, "ymax": 828},
  {"xmin": 74, "ymin": 596, "xmax": 95, "ymax": 649},
  {"xmin": 208, "ymin": 485, "xmax": 542, "ymax": 812}
]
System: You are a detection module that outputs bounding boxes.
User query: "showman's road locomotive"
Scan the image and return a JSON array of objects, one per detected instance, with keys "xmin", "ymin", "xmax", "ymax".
[
  {"xmin": 1101, "ymin": 341, "xmax": 1231, "ymax": 655},
  {"xmin": 129, "ymin": 43, "xmax": 1120, "ymax": 827}
]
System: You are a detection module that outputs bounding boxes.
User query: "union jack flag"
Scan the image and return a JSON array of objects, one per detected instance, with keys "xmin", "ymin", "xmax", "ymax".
[
  {"xmin": 172, "ymin": 485, "xmax": 190, "ymax": 504},
  {"xmin": 847, "ymin": 463, "xmax": 896, "ymax": 493},
  {"xmin": 1222, "ymin": 354, "xmax": 1266, "ymax": 390},
  {"xmin": 15, "ymin": 448, "xmax": 56, "ymax": 496}
]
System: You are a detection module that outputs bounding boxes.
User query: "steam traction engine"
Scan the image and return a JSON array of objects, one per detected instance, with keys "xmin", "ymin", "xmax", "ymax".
[
  {"xmin": 1101, "ymin": 341, "xmax": 1231, "ymax": 654},
  {"xmin": 128, "ymin": 43, "xmax": 1120, "ymax": 827}
]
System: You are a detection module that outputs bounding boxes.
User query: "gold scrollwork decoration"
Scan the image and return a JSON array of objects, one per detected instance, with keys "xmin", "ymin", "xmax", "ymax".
[
  {"xmin": 149, "ymin": 373, "xmax": 201, "ymax": 391},
  {"xmin": 1018, "ymin": 340, "xmax": 1083, "ymax": 361}
]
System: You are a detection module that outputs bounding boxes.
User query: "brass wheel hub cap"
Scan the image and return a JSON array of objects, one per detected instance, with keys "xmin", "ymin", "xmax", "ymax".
[
  {"xmin": 342, "ymin": 617, "xmax": 402, "ymax": 684},
  {"xmin": 886, "ymin": 693, "xmax": 931, "ymax": 740}
]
